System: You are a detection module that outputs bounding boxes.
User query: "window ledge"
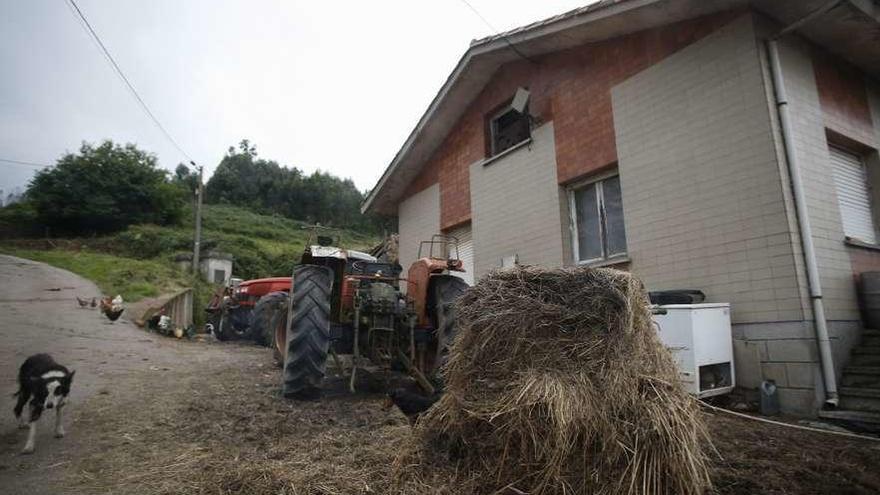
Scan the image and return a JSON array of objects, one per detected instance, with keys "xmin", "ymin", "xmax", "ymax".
[
  {"xmin": 845, "ymin": 237, "xmax": 880, "ymax": 252},
  {"xmin": 481, "ymin": 138, "xmax": 532, "ymax": 167},
  {"xmin": 577, "ymin": 256, "xmax": 631, "ymax": 269}
]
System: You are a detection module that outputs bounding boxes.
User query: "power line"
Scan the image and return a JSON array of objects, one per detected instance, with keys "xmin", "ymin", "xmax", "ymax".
[
  {"xmin": 0, "ymin": 158, "xmax": 53, "ymax": 169},
  {"xmin": 458, "ymin": 0, "xmax": 537, "ymax": 64},
  {"xmin": 65, "ymin": 0, "xmax": 194, "ymax": 162}
]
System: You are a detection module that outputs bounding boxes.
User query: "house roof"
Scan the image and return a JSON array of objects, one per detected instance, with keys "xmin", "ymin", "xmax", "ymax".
[
  {"xmin": 469, "ymin": 0, "xmax": 622, "ymax": 47},
  {"xmin": 362, "ymin": 0, "xmax": 880, "ymax": 215}
]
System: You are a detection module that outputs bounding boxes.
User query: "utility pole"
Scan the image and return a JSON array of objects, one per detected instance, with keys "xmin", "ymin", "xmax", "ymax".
[{"xmin": 191, "ymin": 161, "xmax": 203, "ymax": 277}]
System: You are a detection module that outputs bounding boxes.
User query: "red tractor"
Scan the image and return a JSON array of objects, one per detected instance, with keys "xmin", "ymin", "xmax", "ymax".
[
  {"xmin": 205, "ymin": 276, "xmax": 291, "ymax": 342},
  {"xmin": 261, "ymin": 233, "xmax": 469, "ymax": 399}
]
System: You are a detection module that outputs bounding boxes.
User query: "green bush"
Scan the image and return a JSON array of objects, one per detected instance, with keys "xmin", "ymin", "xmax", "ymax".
[
  {"xmin": 0, "ymin": 201, "xmax": 41, "ymax": 237},
  {"xmin": 106, "ymin": 225, "xmax": 192, "ymax": 259},
  {"xmin": 28, "ymin": 141, "xmax": 184, "ymax": 235}
]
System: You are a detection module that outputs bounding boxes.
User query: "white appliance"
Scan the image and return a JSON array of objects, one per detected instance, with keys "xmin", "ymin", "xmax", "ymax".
[{"xmin": 652, "ymin": 303, "xmax": 735, "ymax": 398}]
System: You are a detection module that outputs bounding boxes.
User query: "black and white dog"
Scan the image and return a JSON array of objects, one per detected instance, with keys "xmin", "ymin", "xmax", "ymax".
[{"xmin": 13, "ymin": 354, "xmax": 75, "ymax": 454}]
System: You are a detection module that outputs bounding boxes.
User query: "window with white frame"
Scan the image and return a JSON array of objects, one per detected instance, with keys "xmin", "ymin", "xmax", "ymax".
[
  {"xmin": 569, "ymin": 174, "xmax": 627, "ymax": 263},
  {"xmin": 830, "ymin": 145, "xmax": 877, "ymax": 244}
]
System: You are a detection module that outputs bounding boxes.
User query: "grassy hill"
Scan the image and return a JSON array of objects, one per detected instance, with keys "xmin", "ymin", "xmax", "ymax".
[
  {"xmin": 101, "ymin": 204, "xmax": 378, "ymax": 280},
  {"xmin": 0, "ymin": 204, "xmax": 379, "ymax": 313}
]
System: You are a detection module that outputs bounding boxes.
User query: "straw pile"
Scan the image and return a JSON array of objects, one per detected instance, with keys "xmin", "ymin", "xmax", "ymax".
[{"xmin": 394, "ymin": 266, "xmax": 712, "ymax": 495}]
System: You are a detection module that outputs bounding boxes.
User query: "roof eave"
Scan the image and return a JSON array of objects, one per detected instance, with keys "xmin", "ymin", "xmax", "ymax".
[
  {"xmin": 363, "ymin": 0, "xmax": 880, "ymax": 216},
  {"xmin": 361, "ymin": 0, "xmax": 670, "ymax": 215}
]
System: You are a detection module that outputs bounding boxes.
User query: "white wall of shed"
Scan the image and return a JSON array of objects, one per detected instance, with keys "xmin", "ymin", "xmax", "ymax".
[
  {"xmin": 397, "ymin": 183, "xmax": 441, "ymax": 294},
  {"xmin": 468, "ymin": 122, "xmax": 565, "ymax": 279},
  {"xmin": 445, "ymin": 223, "xmax": 475, "ymax": 285}
]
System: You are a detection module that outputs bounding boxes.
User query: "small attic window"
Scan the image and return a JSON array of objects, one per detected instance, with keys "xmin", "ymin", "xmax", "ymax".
[{"xmin": 489, "ymin": 105, "xmax": 530, "ymax": 157}]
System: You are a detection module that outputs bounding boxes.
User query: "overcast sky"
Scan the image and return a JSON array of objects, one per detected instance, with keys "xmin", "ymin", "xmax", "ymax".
[{"xmin": 0, "ymin": 0, "xmax": 587, "ymax": 196}]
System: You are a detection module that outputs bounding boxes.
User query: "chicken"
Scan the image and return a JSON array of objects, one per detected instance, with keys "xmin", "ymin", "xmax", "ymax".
[
  {"xmin": 104, "ymin": 307, "xmax": 125, "ymax": 322},
  {"xmin": 90, "ymin": 297, "xmax": 97, "ymax": 308},
  {"xmin": 147, "ymin": 308, "xmax": 172, "ymax": 334},
  {"xmin": 100, "ymin": 295, "xmax": 125, "ymax": 322},
  {"xmin": 147, "ymin": 307, "xmax": 166, "ymax": 329},
  {"xmin": 383, "ymin": 388, "xmax": 440, "ymax": 425},
  {"xmin": 75, "ymin": 296, "xmax": 90, "ymax": 308}
]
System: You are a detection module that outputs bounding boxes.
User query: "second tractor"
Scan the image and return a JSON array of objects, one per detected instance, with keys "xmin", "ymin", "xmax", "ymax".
[{"xmin": 255, "ymin": 233, "xmax": 469, "ymax": 399}]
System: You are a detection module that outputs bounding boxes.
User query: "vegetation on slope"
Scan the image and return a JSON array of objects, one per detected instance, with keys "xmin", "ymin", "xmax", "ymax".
[
  {"xmin": 205, "ymin": 140, "xmax": 386, "ymax": 232},
  {"xmin": 0, "ymin": 138, "xmax": 381, "ymax": 320},
  {"xmin": 0, "ymin": 248, "xmax": 199, "ymax": 302},
  {"xmin": 2, "ymin": 203, "xmax": 377, "ymax": 278},
  {"xmin": 0, "ymin": 204, "xmax": 378, "ymax": 325}
]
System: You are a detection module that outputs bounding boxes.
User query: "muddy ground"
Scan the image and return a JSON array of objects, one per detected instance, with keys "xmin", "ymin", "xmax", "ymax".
[
  {"xmin": 2, "ymin": 255, "xmax": 879, "ymax": 494},
  {"xmin": 27, "ymin": 350, "xmax": 877, "ymax": 495}
]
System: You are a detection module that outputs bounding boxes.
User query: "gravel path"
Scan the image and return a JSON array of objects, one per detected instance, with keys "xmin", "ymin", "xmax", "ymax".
[{"xmin": 0, "ymin": 255, "xmax": 257, "ymax": 494}]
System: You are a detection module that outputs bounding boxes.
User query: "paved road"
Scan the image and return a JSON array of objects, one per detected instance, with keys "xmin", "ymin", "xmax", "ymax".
[{"xmin": 0, "ymin": 255, "xmax": 241, "ymax": 494}]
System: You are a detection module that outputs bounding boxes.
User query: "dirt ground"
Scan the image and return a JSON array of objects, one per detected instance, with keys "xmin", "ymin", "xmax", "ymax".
[
  {"xmin": 0, "ymin": 255, "xmax": 267, "ymax": 494},
  {"xmin": 52, "ymin": 352, "xmax": 880, "ymax": 495},
  {"xmin": 2, "ymin": 255, "xmax": 879, "ymax": 494}
]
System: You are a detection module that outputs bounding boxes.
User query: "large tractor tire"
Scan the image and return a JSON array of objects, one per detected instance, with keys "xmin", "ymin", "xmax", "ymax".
[
  {"xmin": 214, "ymin": 306, "xmax": 255, "ymax": 341},
  {"xmin": 250, "ymin": 291, "xmax": 289, "ymax": 347},
  {"xmin": 429, "ymin": 275, "xmax": 469, "ymax": 377},
  {"xmin": 283, "ymin": 265, "xmax": 333, "ymax": 399}
]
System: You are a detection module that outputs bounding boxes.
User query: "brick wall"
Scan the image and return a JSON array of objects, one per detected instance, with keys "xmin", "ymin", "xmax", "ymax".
[
  {"xmin": 401, "ymin": 9, "xmax": 744, "ymax": 230},
  {"xmin": 806, "ymin": 39, "xmax": 880, "ymax": 290},
  {"xmin": 842, "ymin": 75, "xmax": 880, "ymax": 281},
  {"xmin": 774, "ymin": 35, "xmax": 869, "ymax": 323},
  {"xmin": 611, "ymin": 14, "xmax": 832, "ymax": 414},
  {"xmin": 813, "ymin": 49, "xmax": 876, "ymax": 148},
  {"xmin": 611, "ymin": 14, "xmax": 800, "ymax": 326},
  {"xmin": 761, "ymin": 25, "xmax": 879, "ymax": 412},
  {"xmin": 468, "ymin": 123, "xmax": 564, "ymax": 278}
]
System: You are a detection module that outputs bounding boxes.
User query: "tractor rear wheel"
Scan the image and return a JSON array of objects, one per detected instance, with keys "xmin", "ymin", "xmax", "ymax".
[
  {"xmin": 429, "ymin": 275, "xmax": 469, "ymax": 377},
  {"xmin": 251, "ymin": 291, "xmax": 289, "ymax": 347},
  {"xmin": 283, "ymin": 265, "xmax": 332, "ymax": 399}
]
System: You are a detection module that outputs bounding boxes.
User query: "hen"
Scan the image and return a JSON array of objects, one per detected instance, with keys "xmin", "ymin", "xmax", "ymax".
[
  {"xmin": 383, "ymin": 388, "xmax": 440, "ymax": 425},
  {"xmin": 100, "ymin": 295, "xmax": 125, "ymax": 322}
]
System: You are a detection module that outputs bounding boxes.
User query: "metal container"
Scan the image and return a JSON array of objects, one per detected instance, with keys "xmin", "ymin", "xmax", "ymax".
[{"xmin": 652, "ymin": 303, "xmax": 735, "ymax": 398}]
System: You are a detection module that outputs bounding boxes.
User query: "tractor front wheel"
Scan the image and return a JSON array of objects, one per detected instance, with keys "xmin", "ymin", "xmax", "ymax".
[
  {"xmin": 213, "ymin": 310, "xmax": 233, "ymax": 341},
  {"xmin": 282, "ymin": 265, "xmax": 332, "ymax": 399},
  {"xmin": 215, "ymin": 306, "xmax": 256, "ymax": 341},
  {"xmin": 251, "ymin": 291, "xmax": 289, "ymax": 347}
]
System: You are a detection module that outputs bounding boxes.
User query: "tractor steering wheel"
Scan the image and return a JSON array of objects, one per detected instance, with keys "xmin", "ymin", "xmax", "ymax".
[{"xmin": 351, "ymin": 260, "xmax": 367, "ymax": 273}]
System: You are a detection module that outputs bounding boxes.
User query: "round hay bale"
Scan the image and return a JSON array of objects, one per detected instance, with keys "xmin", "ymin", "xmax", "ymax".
[{"xmin": 394, "ymin": 266, "xmax": 712, "ymax": 495}]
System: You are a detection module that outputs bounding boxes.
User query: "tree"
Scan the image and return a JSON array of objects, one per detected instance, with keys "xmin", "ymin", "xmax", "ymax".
[
  {"xmin": 173, "ymin": 163, "xmax": 199, "ymax": 195},
  {"xmin": 27, "ymin": 141, "xmax": 183, "ymax": 234},
  {"xmin": 204, "ymin": 140, "xmax": 385, "ymax": 231}
]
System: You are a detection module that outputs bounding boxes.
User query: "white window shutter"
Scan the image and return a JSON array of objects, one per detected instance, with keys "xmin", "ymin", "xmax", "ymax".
[{"xmin": 830, "ymin": 146, "xmax": 876, "ymax": 244}]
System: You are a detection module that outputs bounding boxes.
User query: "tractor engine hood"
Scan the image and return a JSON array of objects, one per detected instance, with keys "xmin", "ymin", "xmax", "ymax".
[{"xmin": 309, "ymin": 245, "xmax": 377, "ymax": 262}]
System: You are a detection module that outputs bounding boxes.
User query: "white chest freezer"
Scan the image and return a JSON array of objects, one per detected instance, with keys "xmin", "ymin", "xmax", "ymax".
[{"xmin": 652, "ymin": 303, "xmax": 735, "ymax": 398}]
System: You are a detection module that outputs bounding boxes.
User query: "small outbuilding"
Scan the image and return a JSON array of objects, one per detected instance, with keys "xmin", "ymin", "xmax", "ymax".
[{"xmin": 174, "ymin": 252, "xmax": 234, "ymax": 284}]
